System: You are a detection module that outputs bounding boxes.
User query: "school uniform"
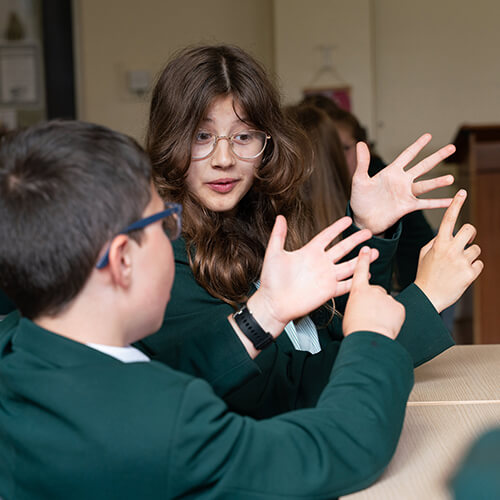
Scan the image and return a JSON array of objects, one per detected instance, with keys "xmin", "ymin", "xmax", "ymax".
[
  {"xmin": 0, "ymin": 313, "xmax": 414, "ymax": 499},
  {"xmin": 138, "ymin": 236, "xmax": 453, "ymax": 419}
]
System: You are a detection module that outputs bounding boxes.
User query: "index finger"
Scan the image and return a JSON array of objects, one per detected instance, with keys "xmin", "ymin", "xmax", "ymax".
[
  {"xmin": 351, "ymin": 246, "xmax": 371, "ymax": 289},
  {"xmin": 310, "ymin": 216, "xmax": 353, "ymax": 250},
  {"xmin": 437, "ymin": 189, "xmax": 467, "ymax": 239},
  {"xmin": 390, "ymin": 133, "xmax": 432, "ymax": 170}
]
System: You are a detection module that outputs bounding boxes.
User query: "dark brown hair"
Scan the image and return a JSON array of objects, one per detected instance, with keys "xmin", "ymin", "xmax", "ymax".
[
  {"xmin": 286, "ymin": 103, "xmax": 350, "ymax": 235},
  {"xmin": 147, "ymin": 45, "xmax": 313, "ymax": 307},
  {"xmin": 0, "ymin": 120, "xmax": 151, "ymax": 318}
]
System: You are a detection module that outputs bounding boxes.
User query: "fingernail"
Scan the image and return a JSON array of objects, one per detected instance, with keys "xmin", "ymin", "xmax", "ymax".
[
  {"xmin": 458, "ymin": 189, "xmax": 466, "ymax": 197},
  {"xmin": 361, "ymin": 246, "xmax": 370, "ymax": 254}
]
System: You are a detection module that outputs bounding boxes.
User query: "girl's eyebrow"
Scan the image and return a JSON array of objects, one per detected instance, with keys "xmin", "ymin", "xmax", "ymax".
[{"xmin": 200, "ymin": 116, "xmax": 250, "ymax": 126}]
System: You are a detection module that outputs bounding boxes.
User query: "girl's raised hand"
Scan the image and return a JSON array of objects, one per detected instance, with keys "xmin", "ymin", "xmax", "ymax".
[
  {"xmin": 414, "ymin": 189, "xmax": 483, "ymax": 313},
  {"xmin": 342, "ymin": 247, "xmax": 405, "ymax": 339},
  {"xmin": 247, "ymin": 215, "xmax": 378, "ymax": 336},
  {"xmin": 350, "ymin": 134, "xmax": 456, "ymax": 235}
]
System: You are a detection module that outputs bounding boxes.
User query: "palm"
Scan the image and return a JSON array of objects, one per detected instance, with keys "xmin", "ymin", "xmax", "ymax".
[
  {"xmin": 350, "ymin": 134, "xmax": 455, "ymax": 235},
  {"xmin": 258, "ymin": 216, "xmax": 376, "ymax": 325}
]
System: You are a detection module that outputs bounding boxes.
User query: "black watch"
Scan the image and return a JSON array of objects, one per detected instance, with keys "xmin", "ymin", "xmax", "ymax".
[{"xmin": 233, "ymin": 304, "xmax": 275, "ymax": 350}]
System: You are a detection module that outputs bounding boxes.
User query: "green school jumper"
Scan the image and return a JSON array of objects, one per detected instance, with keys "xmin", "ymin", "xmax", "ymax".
[
  {"xmin": 0, "ymin": 313, "xmax": 414, "ymax": 499},
  {"xmin": 139, "ymin": 234, "xmax": 453, "ymax": 419}
]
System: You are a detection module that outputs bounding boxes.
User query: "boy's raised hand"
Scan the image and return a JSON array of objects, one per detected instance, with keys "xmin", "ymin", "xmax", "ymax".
[
  {"xmin": 342, "ymin": 247, "xmax": 405, "ymax": 339},
  {"xmin": 414, "ymin": 189, "xmax": 484, "ymax": 313},
  {"xmin": 350, "ymin": 134, "xmax": 456, "ymax": 235},
  {"xmin": 247, "ymin": 215, "xmax": 378, "ymax": 336}
]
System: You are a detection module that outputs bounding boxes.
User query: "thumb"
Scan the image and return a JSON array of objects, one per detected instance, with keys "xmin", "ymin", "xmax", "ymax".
[
  {"xmin": 353, "ymin": 142, "xmax": 370, "ymax": 178},
  {"xmin": 352, "ymin": 246, "xmax": 371, "ymax": 289},
  {"xmin": 419, "ymin": 235, "xmax": 435, "ymax": 258},
  {"xmin": 265, "ymin": 215, "xmax": 288, "ymax": 258}
]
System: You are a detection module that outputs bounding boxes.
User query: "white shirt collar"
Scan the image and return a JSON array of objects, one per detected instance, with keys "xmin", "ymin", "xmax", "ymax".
[{"xmin": 86, "ymin": 342, "xmax": 150, "ymax": 363}]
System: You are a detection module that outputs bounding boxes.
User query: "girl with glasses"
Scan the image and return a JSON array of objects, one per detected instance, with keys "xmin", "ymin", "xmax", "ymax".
[{"xmin": 139, "ymin": 44, "xmax": 481, "ymax": 418}]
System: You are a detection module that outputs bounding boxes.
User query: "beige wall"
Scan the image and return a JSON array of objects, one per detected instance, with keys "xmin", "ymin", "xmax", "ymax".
[
  {"xmin": 374, "ymin": 0, "xmax": 500, "ymax": 161},
  {"xmin": 274, "ymin": 0, "xmax": 375, "ymax": 134},
  {"xmin": 73, "ymin": 0, "xmax": 274, "ymax": 143},
  {"xmin": 373, "ymin": 0, "xmax": 500, "ymax": 227}
]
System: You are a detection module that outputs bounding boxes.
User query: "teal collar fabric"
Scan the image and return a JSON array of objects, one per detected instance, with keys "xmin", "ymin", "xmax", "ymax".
[{"xmin": 5, "ymin": 317, "xmax": 121, "ymax": 368}]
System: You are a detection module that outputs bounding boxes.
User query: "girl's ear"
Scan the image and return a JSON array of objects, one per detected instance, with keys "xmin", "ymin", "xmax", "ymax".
[{"xmin": 107, "ymin": 234, "xmax": 133, "ymax": 288}]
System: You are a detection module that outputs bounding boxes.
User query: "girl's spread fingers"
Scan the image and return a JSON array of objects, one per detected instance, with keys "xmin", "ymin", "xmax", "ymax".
[
  {"xmin": 390, "ymin": 133, "xmax": 432, "ymax": 170},
  {"xmin": 408, "ymin": 144, "xmax": 456, "ymax": 179},
  {"xmin": 311, "ymin": 216, "xmax": 353, "ymax": 250},
  {"xmin": 327, "ymin": 229, "xmax": 372, "ymax": 262},
  {"xmin": 412, "ymin": 175, "xmax": 454, "ymax": 197}
]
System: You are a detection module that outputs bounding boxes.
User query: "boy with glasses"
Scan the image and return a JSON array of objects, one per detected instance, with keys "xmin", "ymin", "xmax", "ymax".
[{"xmin": 0, "ymin": 120, "xmax": 413, "ymax": 499}]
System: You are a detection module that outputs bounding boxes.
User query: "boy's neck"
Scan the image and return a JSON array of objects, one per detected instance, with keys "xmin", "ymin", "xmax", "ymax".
[{"xmin": 34, "ymin": 290, "xmax": 131, "ymax": 348}]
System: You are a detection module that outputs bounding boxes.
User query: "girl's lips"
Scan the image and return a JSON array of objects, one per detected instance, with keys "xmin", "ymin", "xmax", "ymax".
[{"xmin": 207, "ymin": 179, "xmax": 238, "ymax": 193}]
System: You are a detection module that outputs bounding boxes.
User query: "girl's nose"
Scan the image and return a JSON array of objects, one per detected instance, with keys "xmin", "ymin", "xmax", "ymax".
[{"xmin": 211, "ymin": 137, "xmax": 235, "ymax": 168}]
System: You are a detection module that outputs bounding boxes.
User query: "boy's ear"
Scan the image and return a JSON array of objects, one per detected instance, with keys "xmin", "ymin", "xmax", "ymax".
[{"xmin": 107, "ymin": 235, "xmax": 133, "ymax": 288}]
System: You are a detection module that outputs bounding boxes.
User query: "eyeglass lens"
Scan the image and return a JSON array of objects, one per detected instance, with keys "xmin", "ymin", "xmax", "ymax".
[{"xmin": 192, "ymin": 130, "xmax": 267, "ymax": 159}]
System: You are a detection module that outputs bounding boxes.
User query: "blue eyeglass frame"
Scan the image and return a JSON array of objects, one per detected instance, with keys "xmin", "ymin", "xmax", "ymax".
[{"xmin": 96, "ymin": 202, "xmax": 182, "ymax": 269}]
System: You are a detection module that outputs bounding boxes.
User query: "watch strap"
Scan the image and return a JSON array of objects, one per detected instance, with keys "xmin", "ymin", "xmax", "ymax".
[{"xmin": 233, "ymin": 304, "xmax": 275, "ymax": 350}]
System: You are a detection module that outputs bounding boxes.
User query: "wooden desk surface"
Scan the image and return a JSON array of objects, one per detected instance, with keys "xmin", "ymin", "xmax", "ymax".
[
  {"xmin": 342, "ymin": 403, "xmax": 500, "ymax": 500},
  {"xmin": 409, "ymin": 345, "xmax": 500, "ymax": 404}
]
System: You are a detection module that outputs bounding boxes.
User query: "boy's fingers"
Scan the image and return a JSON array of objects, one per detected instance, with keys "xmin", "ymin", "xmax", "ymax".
[
  {"xmin": 464, "ymin": 244, "xmax": 481, "ymax": 264},
  {"xmin": 351, "ymin": 246, "xmax": 371, "ymax": 289},
  {"xmin": 437, "ymin": 189, "xmax": 467, "ymax": 239},
  {"xmin": 454, "ymin": 223, "xmax": 477, "ymax": 249},
  {"xmin": 335, "ymin": 249, "xmax": 379, "ymax": 281},
  {"xmin": 471, "ymin": 260, "xmax": 484, "ymax": 279}
]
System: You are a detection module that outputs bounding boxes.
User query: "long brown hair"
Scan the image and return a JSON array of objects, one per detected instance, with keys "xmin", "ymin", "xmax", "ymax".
[
  {"xmin": 147, "ymin": 45, "xmax": 313, "ymax": 307},
  {"xmin": 285, "ymin": 103, "xmax": 350, "ymax": 235}
]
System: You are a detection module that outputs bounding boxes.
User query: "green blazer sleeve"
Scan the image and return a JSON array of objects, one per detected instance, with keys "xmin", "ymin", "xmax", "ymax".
[
  {"xmin": 395, "ymin": 283, "xmax": 454, "ymax": 366},
  {"xmin": 168, "ymin": 332, "xmax": 414, "ymax": 499},
  {"xmin": 0, "ymin": 319, "xmax": 413, "ymax": 500}
]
